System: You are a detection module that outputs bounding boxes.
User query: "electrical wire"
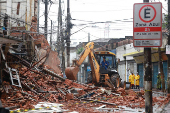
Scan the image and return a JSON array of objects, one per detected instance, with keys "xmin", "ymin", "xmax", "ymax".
[
  {"xmin": 2, "ymin": 0, "xmax": 61, "ymax": 34},
  {"xmin": 0, "ymin": 13, "xmax": 44, "ymax": 34},
  {"xmin": 71, "ymin": 36, "xmax": 88, "ymax": 40},
  {"xmin": 71, "ymin": 18, "xmax": 133, "ymax": 26},
  {"xmin": 0, "ymin": 13, "xmax": 54, "ymax": 35},
  {"xmin": 71, "ymin": 9, "xmax": 133, "ymax": 13}
]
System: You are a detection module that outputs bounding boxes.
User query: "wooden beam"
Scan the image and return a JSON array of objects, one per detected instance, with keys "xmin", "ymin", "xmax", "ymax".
[{"xmin": 0, "ymin": 37, "xmax": 19, "ymax": 44}]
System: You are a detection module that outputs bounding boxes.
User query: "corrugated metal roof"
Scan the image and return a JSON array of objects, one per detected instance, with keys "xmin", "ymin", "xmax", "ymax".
[{"xmin": 91, "ymin": 38, "xmax": 112, "ymax": 42}]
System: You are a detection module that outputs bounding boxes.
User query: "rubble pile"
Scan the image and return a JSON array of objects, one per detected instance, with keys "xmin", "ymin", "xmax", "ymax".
[
  {"xmin": 0, "ymin": 51, "xmax": 170, "ymax": 112},
  {"xmin": 1, "ymin": 66, "xmax": 170, "ymax": 113},
  {"xmin": 1, "ymin": 65, "xmax": 104, "ymax": 112},
  {"xmin": 1, "ymin": 67, "xmax": 62, "ymax": 109}
]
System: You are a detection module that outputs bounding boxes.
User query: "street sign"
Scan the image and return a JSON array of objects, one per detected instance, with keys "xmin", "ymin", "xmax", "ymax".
[
  {"xmin": 166, "ymin": 45, "xmax": 170, "ymax": 54},
  {"xmin": 133, "ymin": 2, "xmax": 162, "ymax": 47}
]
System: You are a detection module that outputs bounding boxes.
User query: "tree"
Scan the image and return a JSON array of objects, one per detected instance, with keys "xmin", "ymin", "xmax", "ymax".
[
  {"xmin": 162, "ymin": 14, "xmax": 168, "ymax": 30},
  {"xmin": 77, "ymin": 47, "xmax": 84, "ymax": 54}
]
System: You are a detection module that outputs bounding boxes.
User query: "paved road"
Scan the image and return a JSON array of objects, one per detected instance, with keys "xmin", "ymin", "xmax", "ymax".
[{"xmin": 161, "ymin": 101, "xmax": 170, "ymax": 113}]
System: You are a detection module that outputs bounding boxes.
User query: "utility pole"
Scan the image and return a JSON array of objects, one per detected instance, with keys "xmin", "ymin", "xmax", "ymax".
[
  {"xmin": 59, "ymin": 0, "xmax": 65, "ymax": 74},
  {"xmin": 88, "ymin": 33, "xmax": 90, "ymax": 42},
  {"xmin": 50, "ymin": 20, "xmax": 52, "ymax": 47},
  {"xmin": 57, "ymin": 4, "xmax": 60, "ymax": 55},
  {"xmin": 44, "ymin": 0, "xmax": 48, "ymax": 40},
  {"xmin": 37, "ymin": 0, "xmax": 40, "ymax": 33},
  {"xmin": 66, "ymin": 0, "xmax": 71, "ymax": 67},
  {"xmin": 143, "ymin": 0, "xmax": 152, "ymax": 113},
  {"xmin": 167, "ymin": 0, "xmax": 170, "ymax": 93},
  {"xmin": 158, "ymin": 48, "xmax": 165, "ymax": 92}
]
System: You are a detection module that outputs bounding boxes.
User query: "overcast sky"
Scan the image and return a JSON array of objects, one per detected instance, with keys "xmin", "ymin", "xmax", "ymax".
[{"xmin": 39, "ymin": 0, "xmax": 168, "ymax": 44}]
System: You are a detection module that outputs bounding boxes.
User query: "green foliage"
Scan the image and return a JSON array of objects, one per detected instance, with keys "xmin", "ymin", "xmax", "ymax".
[
  {"xmin": 162, "ymin": 14, "xmax": 168, "ymax": 29},
  {"xmin": 77, "ymin": 47, "xmax": 84, "ymax": 54}
]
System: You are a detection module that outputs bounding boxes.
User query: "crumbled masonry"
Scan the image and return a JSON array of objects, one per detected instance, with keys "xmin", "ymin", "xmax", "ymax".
[{"xmin": 1, "ymin": 67, "xmax": 170, "ymax": 113}]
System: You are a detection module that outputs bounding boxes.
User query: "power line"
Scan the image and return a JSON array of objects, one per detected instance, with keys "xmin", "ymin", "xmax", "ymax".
[
  {"xmin": 71, "ymin": 9, "xmax": 133, "ymax": 13},
  {"xmin": 73, "ymin": 20, "xmax": 133, "ymax": 26},
  {"xmin": 71, "ymin": 18, "xmax": 133, "ymax": 26},
  {"xmin": 0, "ymin": 13, "xmax": 48, "ymax": 35}
]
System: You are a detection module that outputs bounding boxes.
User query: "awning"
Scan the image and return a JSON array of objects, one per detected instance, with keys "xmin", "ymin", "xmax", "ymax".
[
  {"xmin": 123, "ymin": 48, "xmax": 167, "ymax": 64},
  {"xmin": 123, "ymin": 48, "xmax": 165, "ymax": 57},
  {"xmin": 134, "ymin": 53, "xmax": 159, "ymax": 64},
  {"xmin": 123, "ymin": 50, "xmax": 143, "ymax": 57}
]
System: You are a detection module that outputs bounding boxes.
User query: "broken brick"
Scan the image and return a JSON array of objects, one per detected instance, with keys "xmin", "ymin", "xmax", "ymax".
[
  {"xmin": 65, "ymin": 93, "xmax": 74, "ymax": 100},
  {"xmin": 64, "ymin": 79, "xmax": 73, "ymax": 86}
]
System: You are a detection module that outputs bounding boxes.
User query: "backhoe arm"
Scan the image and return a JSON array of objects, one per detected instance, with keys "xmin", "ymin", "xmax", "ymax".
[
  {"xmin": 65, "ymin": 42, "xmax": 96, "ymax": 80},
  {"xmin": 76, "ymin": 42, "xmax": 94, "ymax": 66},
  {"xmin": 77, "ymin": 42, "xmax": 100, "ymax": 83},
  {"xmin": 89, "ymin": 51, "xmax": 100, "ymax": 83}
]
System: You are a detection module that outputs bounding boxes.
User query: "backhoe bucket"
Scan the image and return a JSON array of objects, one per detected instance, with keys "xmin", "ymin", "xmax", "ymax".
[{"xmin": 65, "ymin": 66, "xmax": 79, "ymax": 80}]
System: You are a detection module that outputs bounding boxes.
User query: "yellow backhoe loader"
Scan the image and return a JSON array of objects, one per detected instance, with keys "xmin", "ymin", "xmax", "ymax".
[{"xmin": 65, "ymin": 42, "xmax": 126, "ymax": 89}]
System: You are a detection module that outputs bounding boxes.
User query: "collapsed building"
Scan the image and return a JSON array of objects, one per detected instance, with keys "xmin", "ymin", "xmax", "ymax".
[{"xmin": 0, "ymin": 0, "xmax": 170, "ymax": 113}]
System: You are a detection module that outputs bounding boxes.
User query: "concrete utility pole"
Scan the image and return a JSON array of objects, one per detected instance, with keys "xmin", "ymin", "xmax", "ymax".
[
  {"xmin": 57, "ymin": 5, "xmax": 60, "ymax": 55},
  {"xmin": 50, "ymin": 20, "xmax": 52, "ymax": 47},
  {"xmin": 37, "ymin": 0, "xmax": 40, "ymax": 33},
  {"xmin": 143, "ymin": 0, "xmax": 152, "ymax": 113},
  {"xmin": 44, "ymin": 0, "xmax": 48, "ymax": 40},
  {"xmin": 59, "ymin": 0, "xmax": 65, "ymax": 74},
  {"xmin": 66, "ymin": 0, "xmax": 71, "ymax": 67},
  {"xmin": 168, "ymin": 0, "xmax": 170, "ymax": 93},
  {"xmin": 158, "ymin": 47, "xmax": 165, "ymax": 92},
  {"xmin": 88, "ymin": 33, "xmax": 90, "ymax": 42}
]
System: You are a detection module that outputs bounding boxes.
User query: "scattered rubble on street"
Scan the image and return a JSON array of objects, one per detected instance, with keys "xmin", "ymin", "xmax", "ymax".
[{"xmin": 1, "ymin": 64, "xmax": 170, "ymax": 113}]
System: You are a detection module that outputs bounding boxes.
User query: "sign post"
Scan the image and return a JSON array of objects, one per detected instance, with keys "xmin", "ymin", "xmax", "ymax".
[
  {"xmin": 133, "ymin": 2, "xmax": 162, "ymax": 47},
  {"xmin": 134, "ymin": 2, "xmax": 162, "ymax": 113}
]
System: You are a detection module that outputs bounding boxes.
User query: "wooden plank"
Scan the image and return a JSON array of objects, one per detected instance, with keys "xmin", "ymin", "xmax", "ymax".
[
  {"xmin": 81, "ymin": 98, "xmax": 117, "ymax": 106},
  {"xmin": 0, "ymin": 37, "xmax": 19, "ymax": 44}
]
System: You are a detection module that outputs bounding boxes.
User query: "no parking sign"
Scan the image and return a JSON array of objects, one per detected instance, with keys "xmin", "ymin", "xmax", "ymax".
[{"xmin": 133, "ymin": 2, "xmax": 162, "ymax": 47}]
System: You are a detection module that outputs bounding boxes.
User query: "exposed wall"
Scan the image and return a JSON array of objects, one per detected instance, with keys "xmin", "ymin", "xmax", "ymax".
[
  {"xmin": 127, "ymin": 60, "xmax": 137, "ymax": 81},
  {"xmin": 118, "ymin": 63, "xmax": 125, "ymax": 81},
  {"xmin": 0, "ymin": 0, "xmax": 35, "ymax": 32},
  {"xmin": 116, "ymin": 43, "xmax": 139, "ymax": 81},
  {"xmin": 116, "ymin": 46, "xmax": 125, "ymax": 61},
  {"xmin": 125, "ymin": 43, "xmax": 136, "ymax": 60}
]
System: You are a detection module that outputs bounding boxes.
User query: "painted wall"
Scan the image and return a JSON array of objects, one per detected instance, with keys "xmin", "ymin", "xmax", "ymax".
[
  {"xmin": 116, "ymin": 43, "xmax": 138, "ymax": 82},
  {"xmin": 127, "ymin": 61, "xmax": 137, "ymax": 81},
  {"xmin": 0, "ymin": 0, "xmax": 35, "ymax": 30},
  {"xmin": 125, "ymin": 43, "xmax": 137, "ymax": 60},
  {"xmin": 118, "ymin": 63, "xmax": 125, "ymax": 81}
]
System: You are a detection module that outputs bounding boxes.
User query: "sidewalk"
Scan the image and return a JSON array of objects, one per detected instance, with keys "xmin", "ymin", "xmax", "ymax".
[
  {"xmin": 160, "ymin": 92, "xmax": 170, "ymax": 113},
  {"xmin": 132, "ymin": 88, "xmax": 169, "ymax": 113},
  {"xmin": 161, "ymin": 101, "xmax": 170, "ymax": 113}
]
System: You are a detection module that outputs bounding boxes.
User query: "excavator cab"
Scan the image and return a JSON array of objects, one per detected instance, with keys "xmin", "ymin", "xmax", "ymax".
[
  {"xmin": 94, "ymin": 51, "xmax": 117, "ymax": 72},
  {"xmin": 94, "ymin": 51, "xmax": 121, "ymax": 87}
]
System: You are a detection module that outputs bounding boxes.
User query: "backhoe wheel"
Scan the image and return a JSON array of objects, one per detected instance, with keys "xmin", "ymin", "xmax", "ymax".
[{"xmin": 110, "ymin": 74, "xmax": 120, "ymax": 88}]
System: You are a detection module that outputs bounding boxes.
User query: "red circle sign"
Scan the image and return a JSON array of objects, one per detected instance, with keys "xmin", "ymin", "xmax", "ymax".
[{"xmin": 139, "ymin": 5, "xmax": 156, "ymax": 23}]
